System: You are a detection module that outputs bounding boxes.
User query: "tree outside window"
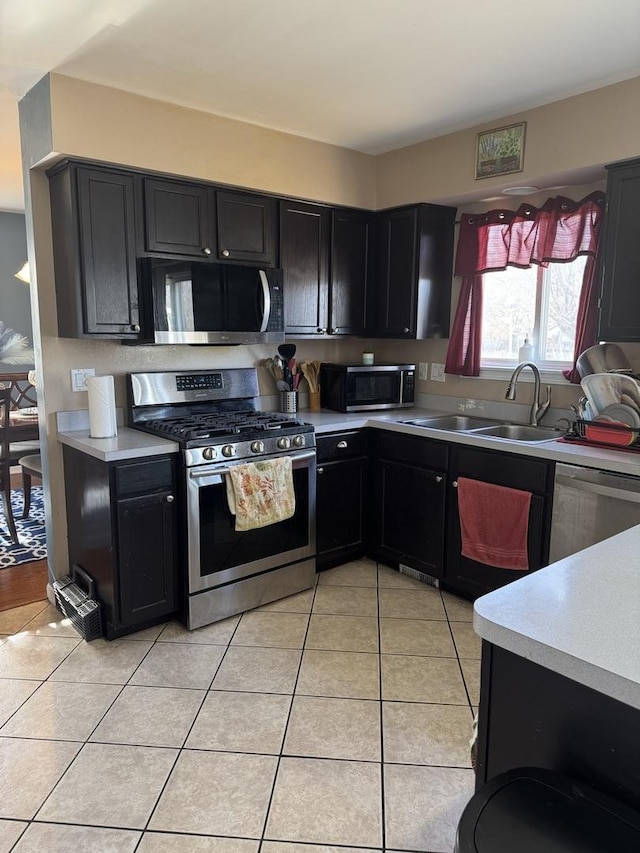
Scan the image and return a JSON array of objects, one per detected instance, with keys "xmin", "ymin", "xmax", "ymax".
[{"xmin": 481, "ymin": 256, "xmax": 587, "ymax": 368}]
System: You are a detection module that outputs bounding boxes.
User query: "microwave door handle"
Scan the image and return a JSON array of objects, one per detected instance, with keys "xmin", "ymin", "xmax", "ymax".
[{"xmin": 259, "ymin": 270, "xmax": 271, "ymax": 333}]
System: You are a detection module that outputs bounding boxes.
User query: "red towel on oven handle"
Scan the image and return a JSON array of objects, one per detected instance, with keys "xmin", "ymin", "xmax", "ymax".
[{"xmin": 457, "ymin": 476, "xmax": 531, "ymax": 571}]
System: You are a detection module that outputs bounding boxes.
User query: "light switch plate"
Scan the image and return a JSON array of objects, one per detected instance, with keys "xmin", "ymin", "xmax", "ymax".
[
  {"xmin": 70, "ymin": 368, "xmax": 95, "ymax": 392},
  {"xmin": 430, "ymin": 363, "xmax": 446, "ymax": 382}
]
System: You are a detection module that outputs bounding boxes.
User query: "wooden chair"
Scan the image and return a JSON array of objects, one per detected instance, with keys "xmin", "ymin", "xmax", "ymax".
[
  {"xmin": 0, "ymin": 372, "xmax": 40, "ymax": 460},
  {"xmin": 0, "ymin": 372, "xmax": 37, "ymax": 410},
  {"xmin": 18, "ymin": 454, "xmax": 42, "ymax": 519},
  {"xmin": 0, "ymin": 388, "xmax": 20, "ymax": 544}
]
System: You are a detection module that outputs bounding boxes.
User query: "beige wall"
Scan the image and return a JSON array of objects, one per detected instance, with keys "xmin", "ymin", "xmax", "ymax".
[
  {"xmin": 50, "ymin": 75, "xmax": 377, "ymax": 208},
  {"xmin": 20, "ymin": 73, "xmax": 640, "ymax": 580},
  {"xmin": 376, "ymin": 76, "xmax": 640, "ymax": 208}
]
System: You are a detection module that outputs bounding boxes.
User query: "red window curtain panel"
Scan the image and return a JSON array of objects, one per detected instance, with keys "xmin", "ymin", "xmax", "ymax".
[{"xmin": 444, "ymin": 191, "xmax": 606, "ymax": 380}]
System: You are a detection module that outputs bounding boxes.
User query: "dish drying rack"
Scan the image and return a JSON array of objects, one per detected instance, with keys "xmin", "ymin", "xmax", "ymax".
[{"xmin": 563, "ymin": 418, "xmax": 640, "ymax": 452}]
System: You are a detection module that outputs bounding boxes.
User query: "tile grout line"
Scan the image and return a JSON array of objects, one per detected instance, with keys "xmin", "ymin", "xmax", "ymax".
[
  {"xmin": 256, "ymin": 579, "xmax": 318, "ymax": 851},
  {"xmin": 135, "ymin": 613, "xmax": 245, "ymax": 846},
  {"xmin": 376, "ymin": 562, "xmax": 387, "ymax": 853}
]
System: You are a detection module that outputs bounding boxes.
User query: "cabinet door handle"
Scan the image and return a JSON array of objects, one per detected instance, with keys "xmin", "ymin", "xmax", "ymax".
[
  {"xmin": 317, "ymin": 327, "xmax": 327, "ymax": 334},
  {"xmin": 166, "ymin": 494, "xmax": 175, "ymax": 502},
  {"xmin": 221, "ymin": 249, "xmax": 230, "ymax": 257},
  {"xmin": 131, "ymin": 324, "xmax": 140, "ymax": 332},
  {"xmin": 403, "ymin": 327, "xmax": 410, "ymax": 334},
  {"xmin": 435, "ymin": 475, "xmax": 443, "ymax": 483},
  {"xmin": 317, "ymin": 467, "xmax": 324, "ymax": 475},
  {"xmin": 203, "ymin": 247, "xmax": 212, "ymax": 256},
  {"xmin": 337, "ymin": 440, "xmax": 348, "ymax": 449},
  {"xmin": 452, "ymin": 480, "xmax": 458, "ymax": 488}
]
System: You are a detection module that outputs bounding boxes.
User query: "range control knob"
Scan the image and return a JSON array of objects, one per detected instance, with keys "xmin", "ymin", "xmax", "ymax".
[
  {"xmin": 221, "ymin": 445, "xmax": 235, "ymax": 458},
  {"xmin": 292, "ymin": 435, "xmax": 305, "ymax": 447},
  {"xmin": 277, "ymin": 437, "xmax": 291, "ymax": 450},
  {"xmin": 251, "ymin": 440, "xmax": 265, "ymax": 453},
  {"xmin": 202, "ymin": 447, "xmax": 217, "ymax": 461}
]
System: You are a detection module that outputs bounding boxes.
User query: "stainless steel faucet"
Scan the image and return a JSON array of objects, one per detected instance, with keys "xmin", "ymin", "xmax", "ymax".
[{"xmin": 505, "ymin": 361, "xmax": 552, "ymax": 426}]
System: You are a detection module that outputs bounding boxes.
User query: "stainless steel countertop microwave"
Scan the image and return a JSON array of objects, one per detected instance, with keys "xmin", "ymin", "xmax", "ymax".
[{"xmin": 320, "ymin": 363, "xmax": 416, "ymax": 412}]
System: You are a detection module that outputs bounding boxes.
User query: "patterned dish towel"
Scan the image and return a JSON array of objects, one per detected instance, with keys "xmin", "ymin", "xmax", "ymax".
[{"xmin": 225, "ymin": 457, "xmax": 296, "ymax": 531}]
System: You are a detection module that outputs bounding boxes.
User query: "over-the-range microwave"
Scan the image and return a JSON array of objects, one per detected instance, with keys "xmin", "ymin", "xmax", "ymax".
[
  {"xmin": 320, "ymin": 363, "xmax": 416, "ymax": 412},
  {"xmin": 143, "ymin": 258, "xmax": 285, "ymax": 345}
]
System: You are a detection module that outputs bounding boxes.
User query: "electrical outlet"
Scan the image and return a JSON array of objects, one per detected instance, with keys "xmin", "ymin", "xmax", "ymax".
[
  {"xmin": 70, "ymin": 368, "xmax": 95, "ymax": 392},
  {"xmin": 430, "ymin": 362, "xmax": 446, "ymax": 382},
  {"xmin": 418, "ymin": 362, "xmax": 428, "ymax": 381}
]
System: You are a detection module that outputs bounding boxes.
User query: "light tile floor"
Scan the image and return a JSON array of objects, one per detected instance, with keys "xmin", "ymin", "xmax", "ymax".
[{"xmin": 0, "ymin": 560, "xmax": 480, "ymax": 853}]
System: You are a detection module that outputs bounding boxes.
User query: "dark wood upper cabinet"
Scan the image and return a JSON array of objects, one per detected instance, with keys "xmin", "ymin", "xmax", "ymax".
[
  {"xmin": 280, "ymin": 200, "xmax": 330, "ymax": 335},
  {"xmin": 49, "ymin": 163, "xmax": 141, "ymax": 339},
  {"xmin": 144, "ymin": 181, "xmax": 276, "ymax": 265},
  {"xmin": 598, "ymin": 158, "xmax": 640, "ymax": 341},
  {"xmin": 144, "ymin": 178, "xmax": 215, "ymax": 258},
  {"xmin": 280, "ymin": 201, "xmax": 374, "ymax": 336},
  {"xmin": 330, "ymin": 208, "xmax": 374, "ymax": 336},
  {"xmin": 374, "ymin": 203, "xmax": 456, "ymax": 339},
  {"xmin": 216, "ymin": 191, "xmax": 277, "ymax": 266}
]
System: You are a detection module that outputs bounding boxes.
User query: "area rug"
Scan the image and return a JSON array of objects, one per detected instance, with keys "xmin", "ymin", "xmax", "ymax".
[{"xmin": 0, "ymin": 486, "xmax": 47, "ymax": 568}]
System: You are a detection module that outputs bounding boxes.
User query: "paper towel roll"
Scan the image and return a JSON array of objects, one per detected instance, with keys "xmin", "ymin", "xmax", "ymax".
[{"xmin": 87, "ymin": 375, "xmax": 118, "ymax": 438}]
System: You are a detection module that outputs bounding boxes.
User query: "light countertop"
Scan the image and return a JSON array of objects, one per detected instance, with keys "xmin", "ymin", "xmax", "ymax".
[
  {"xmin": 58, "ymin": 406, "xmax": 640, "ymax": 473},
  {"xmin": 58, "ymin": 427, "xmax": 179, "ymax": 461},
  {"xmin": 474, "ymin": 524, "xmax": 640, "ymax": 710}
]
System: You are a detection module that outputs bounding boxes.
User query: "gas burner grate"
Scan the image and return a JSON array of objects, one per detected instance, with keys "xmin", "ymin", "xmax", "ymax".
[{"xmin": 140, "ymin": 411, "xmax": 308, "ymax": 443}]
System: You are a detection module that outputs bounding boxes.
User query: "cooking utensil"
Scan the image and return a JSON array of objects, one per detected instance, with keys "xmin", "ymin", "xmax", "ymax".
[
  {"xmin": 576, "ymin": 343, "xmax": 633, "ymax": 378},
  {"xmin": 278, "ymin": 344, "xmax": 296, "ymax": 363},
  {"xmin": 300, "ymin": 360, "xmax": 321, "ymax": 392},
  {"xmin": 276, "ymin": 380, "xmax": 290, "ymax": 391}
]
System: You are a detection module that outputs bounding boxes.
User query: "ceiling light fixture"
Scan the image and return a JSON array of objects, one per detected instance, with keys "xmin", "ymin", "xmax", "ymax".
[
  {"xmin": 14, "ymin": 261, "xmax": 30, "ymax": 283},
  {"xmin": 501, "ymin": 186, "xmax": 540, "ymax": 196}
]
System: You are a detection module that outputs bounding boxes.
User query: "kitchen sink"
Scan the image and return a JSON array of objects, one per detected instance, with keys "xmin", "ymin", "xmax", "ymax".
[
  {"xmin": 403, "ymin": 415, "xmax": 503, "ymax": 431},
  {"xmin": 472, "ymin": 424, "xmax": 563, "ymax": 442}
]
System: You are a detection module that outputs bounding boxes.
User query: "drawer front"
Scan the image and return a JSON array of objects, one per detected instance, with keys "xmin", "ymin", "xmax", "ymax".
[
  {"xmin": 317, "ymin": 430, "xmax": 369, "ymax": 462},
  {"xmin": 114, "ymin": 457, "xmax": 175, "ymax": 497},
  {"xmin": 453, "ymin": 446, "xmax": 550, "ymax": 493},
  {"xmin": 373, "ymin": 430, "xmax": 448, "ymax": 470}
]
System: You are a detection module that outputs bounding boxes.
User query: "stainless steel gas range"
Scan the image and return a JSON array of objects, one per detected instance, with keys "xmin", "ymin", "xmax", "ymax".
[{"xmin": 127, "ymin": 368, "xmax": 316, "ymax": 629}]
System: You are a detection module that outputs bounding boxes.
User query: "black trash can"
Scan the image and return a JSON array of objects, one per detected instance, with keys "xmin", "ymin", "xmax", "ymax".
[{"xmin": 455, "ymin": 767, "xmax": 640, "ymax": 853}]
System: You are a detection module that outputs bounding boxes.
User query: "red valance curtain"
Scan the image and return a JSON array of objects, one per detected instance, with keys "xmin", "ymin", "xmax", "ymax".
[{"xmin": 444, "ymin": 191, "xmax": 606, "ymax": 381}]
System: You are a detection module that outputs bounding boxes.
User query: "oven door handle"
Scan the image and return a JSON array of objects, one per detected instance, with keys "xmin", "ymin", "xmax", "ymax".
[
  {"xmin": 259, "ymin": 270, "xmax": 271, "ymax": 333},
  {"xmin": 189, "ymin": 450, "xmax": 316, "ymax": 479}
]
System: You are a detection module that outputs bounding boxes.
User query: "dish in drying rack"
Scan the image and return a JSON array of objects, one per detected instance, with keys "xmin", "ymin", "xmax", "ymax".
[{"xmin": 597, "ymin": 404, "xmax": 640, "ymax": 428}]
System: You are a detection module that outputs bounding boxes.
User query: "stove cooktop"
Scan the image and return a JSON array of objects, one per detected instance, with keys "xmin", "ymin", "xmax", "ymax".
[{"xmin": 135, "ymin": 410, "xmax": 314, "ymax": 448}]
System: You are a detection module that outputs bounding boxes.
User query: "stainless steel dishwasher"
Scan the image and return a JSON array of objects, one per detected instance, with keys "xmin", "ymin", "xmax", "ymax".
[{"xmin": 549, "ymin": 463, "xmax": 640, "ymax": 562}]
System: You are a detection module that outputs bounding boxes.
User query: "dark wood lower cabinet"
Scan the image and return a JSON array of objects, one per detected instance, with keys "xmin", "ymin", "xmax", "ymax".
[
  {"xmin": 370, "ymin": 431, "xmax": 448, "ymax": 578},
  {"xmin": 443, "ymin": 446, "xmax": 553, "ymax": 599},
  {"xmin": 319, "ymin": 429, "xmax": 555, "ymax": 600},
  {"xmin": 477, "ymin": 643, "xmax": 640, "ymax": 812},
  {"xmin": 63, "ymin": 447, "xmax": 178, "ymax": 638},
  {"xmin": 316, "ymin": 431, "xmax": 368, "ymax": 570}
]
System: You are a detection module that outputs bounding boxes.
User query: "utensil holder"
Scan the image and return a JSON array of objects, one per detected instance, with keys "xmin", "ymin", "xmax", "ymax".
[
  {"xmin": 280, "ymin": 391, "xmax": 298, "ymax": 414},
  {"xmin": 308, "ymin": 389, "xmax": 321, "ymax": 412}
]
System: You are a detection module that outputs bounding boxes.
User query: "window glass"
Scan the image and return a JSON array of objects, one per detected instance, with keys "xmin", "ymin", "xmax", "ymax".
[
  {"xmin": 481, "ymin": 267, "xmax": 537, "ymax": 361},
  {"xmin": 481, "ymin": 256, "xmax": 586, "ymax": 367}
]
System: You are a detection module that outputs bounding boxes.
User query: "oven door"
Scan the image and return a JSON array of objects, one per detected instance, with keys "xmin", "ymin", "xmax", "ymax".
[{"xmin": 186, "ymin": 449, "xmax": 316, "ymax": 593}]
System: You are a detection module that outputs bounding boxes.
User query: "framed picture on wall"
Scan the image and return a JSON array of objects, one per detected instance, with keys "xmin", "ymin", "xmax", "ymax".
[{"xmin": 475, "ymin": 122, "xmax": 526, "ymax": 180}]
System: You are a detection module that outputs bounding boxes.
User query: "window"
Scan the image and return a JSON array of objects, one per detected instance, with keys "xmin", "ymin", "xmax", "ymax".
[{"xmin": 481, "ymin": 255, "xmax": 587, "ymax": 370}]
